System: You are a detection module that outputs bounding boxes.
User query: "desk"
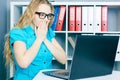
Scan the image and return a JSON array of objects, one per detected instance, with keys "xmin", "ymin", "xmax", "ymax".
[{"xmin": 33, "ymin": 69, "xmax": 120, "ymax": 80}]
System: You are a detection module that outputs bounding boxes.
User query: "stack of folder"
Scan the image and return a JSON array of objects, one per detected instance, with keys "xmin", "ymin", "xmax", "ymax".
[
  {"xmin": 52, "ymin": 6, "xmax": 66, "ymax": 31},
  {"xmin": 69, "ymin": 6, "xmax": 82, "ymax": 31},
  {"xmin": 68, "ymin": 6, "xmax": 108, "ymax": 32},
  {"xmin": 22, "ymin": 5, "xmax": 108, "ymax": 32}
]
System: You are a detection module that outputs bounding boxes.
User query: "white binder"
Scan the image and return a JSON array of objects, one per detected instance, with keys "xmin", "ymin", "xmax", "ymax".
[
  {"xmin": 82, "ymin": 6, "xmax": 88, "ymax": 32},
  {"xmin": 87, "ymin": 6, "xmax": 94, "ymax": 32},
  {"xmin": 94, "ymin": 6, "xmax": 101, "ymax": 32}
]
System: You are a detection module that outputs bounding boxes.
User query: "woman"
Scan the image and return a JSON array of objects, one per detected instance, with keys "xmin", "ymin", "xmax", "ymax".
[{"xmin": 4, "ymin": 0, "xmax": 66, "ymax": 80}]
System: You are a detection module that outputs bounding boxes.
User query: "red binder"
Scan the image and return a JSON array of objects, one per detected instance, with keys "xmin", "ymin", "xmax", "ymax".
[
  {"xmin": 101, "ymin": 6, "xmax": 108, "ymax": 31},
  {"xmin": 69, "ymin": 6, "xmax": 75, "ymax": 31},
  {"xmin": 56, "ymin": 6, "xmax": 66, "ymax": 31},
  {"xmin": 75, "ymin": 6, "xmax": 82, "ymax": 31}
]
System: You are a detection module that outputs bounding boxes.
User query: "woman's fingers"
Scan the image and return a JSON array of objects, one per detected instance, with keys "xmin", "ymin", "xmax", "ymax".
[{"xmin": 35, "ymin": 20, "xmax": 49, "ymax": 35}]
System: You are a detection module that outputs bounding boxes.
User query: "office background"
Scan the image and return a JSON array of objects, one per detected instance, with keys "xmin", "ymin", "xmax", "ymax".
[
  {"xmin": 0, "ymin": 0, "xmax": 9, "ymax": 80},
  {"xmin": 1, "ymin": 0, "xmax": 120, "ymax": 80}
]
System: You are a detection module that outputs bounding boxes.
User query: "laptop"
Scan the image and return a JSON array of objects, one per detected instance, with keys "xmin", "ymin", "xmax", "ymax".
[{"xmin": 42, "ymin": 35, "xmax": 119, "ymax": 80}]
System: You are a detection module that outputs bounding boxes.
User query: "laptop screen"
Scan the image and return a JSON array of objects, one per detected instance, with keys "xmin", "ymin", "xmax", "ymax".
[{"xmin": 70, "ymin": 35, "xmax": 119, "ymax": 79}]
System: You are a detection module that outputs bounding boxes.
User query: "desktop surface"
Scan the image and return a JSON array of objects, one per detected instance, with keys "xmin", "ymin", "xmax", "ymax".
[{"xmin": 33, "ymin": 69, "xmax": 120, "ymax": 80}]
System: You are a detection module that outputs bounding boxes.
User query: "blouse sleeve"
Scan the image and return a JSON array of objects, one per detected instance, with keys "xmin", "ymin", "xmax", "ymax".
[{"xmin": 10, "ymin": 28, "xmax": 26, "ymax": 46}]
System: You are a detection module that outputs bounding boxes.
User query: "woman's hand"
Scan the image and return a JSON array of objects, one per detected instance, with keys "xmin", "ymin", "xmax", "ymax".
[{"xmin": 35, "ymin": 21, "xmax": 49, "ymax": 41}]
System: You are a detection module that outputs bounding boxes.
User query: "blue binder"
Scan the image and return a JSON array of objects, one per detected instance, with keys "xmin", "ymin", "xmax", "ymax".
[{"xmin": 51, "ymin": 6, "xmax": 60, "ymax": 31}]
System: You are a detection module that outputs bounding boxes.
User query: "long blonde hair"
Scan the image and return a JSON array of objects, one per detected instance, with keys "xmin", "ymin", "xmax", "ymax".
[{"xmin": 4, "ymin": 0, "xmax": 54, "ymax": 65}]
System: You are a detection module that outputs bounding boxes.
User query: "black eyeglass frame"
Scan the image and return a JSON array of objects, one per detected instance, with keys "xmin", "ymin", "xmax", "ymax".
[{"xmin": 35, "ymin": 12, "xmax": 54, "ymax": 20}]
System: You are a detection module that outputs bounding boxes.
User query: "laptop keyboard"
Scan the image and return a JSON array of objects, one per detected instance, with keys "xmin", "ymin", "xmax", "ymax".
[
  {"xmin": 43, "ymin": 70, "xmax": 69, "ymax": 79},
  {"xmin": 54, "ymin": 70, "xmax": 69, "ymax": 76}
]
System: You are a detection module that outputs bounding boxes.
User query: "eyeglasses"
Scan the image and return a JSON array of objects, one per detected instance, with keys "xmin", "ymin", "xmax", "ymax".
[{"xmin": 35, "ymin": 12, "xmax": 54, "ymax": 20}]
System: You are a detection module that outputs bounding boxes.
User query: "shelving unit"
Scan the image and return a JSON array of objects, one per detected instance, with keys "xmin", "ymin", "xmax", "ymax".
[{"xmin": 10, "ymin": 1, "xmax": 120, "ymax": 78}]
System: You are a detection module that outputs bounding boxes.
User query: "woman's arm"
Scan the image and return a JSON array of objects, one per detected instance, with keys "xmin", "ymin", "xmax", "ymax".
[
  {"xmin": 13, "ymin": 21, "xmax": 48, "ymax": 68},
  {"xmin": 13, "ymin": 38, "xmax": 43, "ymax": 68},
  {"xmin": 44, "ymin": 38, "xmax": 67, "ymax": 64}
]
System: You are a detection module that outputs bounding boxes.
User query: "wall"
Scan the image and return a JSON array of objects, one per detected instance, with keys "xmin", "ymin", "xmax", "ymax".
[{"xmin": 0, "ymin": 0, "xmax": 10, "ymax": 80}]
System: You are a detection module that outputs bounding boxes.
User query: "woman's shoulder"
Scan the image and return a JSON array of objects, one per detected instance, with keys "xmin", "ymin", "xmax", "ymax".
[
  {"xmin": 9, "ymin": 27, "xmax": 28, "ymax": 39},
  {"xmin": 10, "ymin": 26, "xmax": 30, "ymax": 35},
  {"xmin": 9, "ymin": 27, "xmax": 27, "ymax": 44},
  {"xmin": 10, "ymin": 27, "xmax": 24, "ymax": 35}
]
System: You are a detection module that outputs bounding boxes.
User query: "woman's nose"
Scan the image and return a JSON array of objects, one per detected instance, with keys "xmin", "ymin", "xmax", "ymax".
[
  {"xmin": 44, "ymin": 16, "xmax": 49, "ymax": 21},
  {"xmin": 44, "ymin": 18, "xmax": 49, "ymax": 24}
]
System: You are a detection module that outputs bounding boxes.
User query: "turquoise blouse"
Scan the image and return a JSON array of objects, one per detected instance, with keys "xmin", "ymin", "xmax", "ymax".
[{"xmin": 10, "ymin": 25, "xmax": 55, "ymax": 80}]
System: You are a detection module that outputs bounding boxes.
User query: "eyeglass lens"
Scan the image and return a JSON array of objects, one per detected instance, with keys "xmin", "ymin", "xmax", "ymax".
[{"xmin": 35, "ymin": 12, "xmax": 54, "ymax": 20}]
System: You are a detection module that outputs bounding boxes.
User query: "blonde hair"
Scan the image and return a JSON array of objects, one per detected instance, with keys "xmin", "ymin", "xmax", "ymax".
[{"xmin": 4, "ymin": 0, "xmax": 54, "ymax": 65}]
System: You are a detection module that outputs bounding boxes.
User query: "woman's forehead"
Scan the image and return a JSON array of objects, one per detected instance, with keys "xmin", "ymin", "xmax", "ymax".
[{"xmin": 37, "ymin": 4, "xmax": 51, "ymax": 14}]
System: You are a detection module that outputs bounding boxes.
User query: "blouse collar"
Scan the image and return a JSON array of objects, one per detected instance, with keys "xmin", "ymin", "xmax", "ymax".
[{"xmin": 25, "ymin": 25, "xmax": 35, "ymax": 36}]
